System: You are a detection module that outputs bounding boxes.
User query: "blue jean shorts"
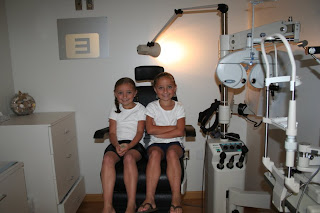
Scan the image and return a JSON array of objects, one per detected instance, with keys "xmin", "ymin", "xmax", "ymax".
[{"xmin": 147, "ymin": 141, "xmax": 184, "ymax": 158}]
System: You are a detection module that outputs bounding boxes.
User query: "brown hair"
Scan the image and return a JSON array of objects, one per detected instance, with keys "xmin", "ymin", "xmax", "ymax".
[
  {"xmin": 114, "ymin": 77, "xmax": 136, "ymax": 113},
  {"xmin": 153, "ymin": 72, "xmax": 176, "ymax": 88}
]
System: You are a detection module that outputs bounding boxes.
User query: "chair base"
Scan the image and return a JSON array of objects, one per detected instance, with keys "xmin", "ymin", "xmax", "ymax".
[{"xmin": 112, "ymin": 157, "xmax": 184, "ymax": 213}]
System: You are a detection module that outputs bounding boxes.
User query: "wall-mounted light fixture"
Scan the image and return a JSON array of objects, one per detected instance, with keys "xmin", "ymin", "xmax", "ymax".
[{"xmin": 137, "ymin": 4, "xmax": 228, "ymax": 57}]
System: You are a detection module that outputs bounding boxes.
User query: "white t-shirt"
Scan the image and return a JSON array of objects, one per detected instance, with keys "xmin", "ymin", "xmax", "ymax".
[
  {"xmin": 109, "ymin": 102, "xmax": 146, "ymax": 144},
  {"xmin": 145, "ymin": 100, "xmax": 185, "ymax": 146}
]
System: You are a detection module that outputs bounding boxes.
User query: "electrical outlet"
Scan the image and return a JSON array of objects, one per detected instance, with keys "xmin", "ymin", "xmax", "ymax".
[{"xmin": 184, "ymin": 149, "xmax": 190, "ymax": 160}]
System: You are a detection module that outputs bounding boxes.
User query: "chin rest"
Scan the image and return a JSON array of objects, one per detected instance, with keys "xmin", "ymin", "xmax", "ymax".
[{"xmin": 94, "ymin": 66, "xmax": 195, "ymax": 212}]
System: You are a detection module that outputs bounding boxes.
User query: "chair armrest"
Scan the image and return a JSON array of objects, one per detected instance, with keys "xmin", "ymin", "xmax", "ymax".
[
  {"xmin": 94, "ymin": 127, "xmax": 109, "ymax": 139},
  {"xmin": 185, "ymin": 125, "xmax": 196, "ymax": 137}
]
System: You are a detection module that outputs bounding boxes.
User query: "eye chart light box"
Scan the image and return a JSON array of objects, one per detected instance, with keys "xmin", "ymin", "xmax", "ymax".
[{"xmin": 57, "ymin": 17, "xmax": 109, "ymax": 60}]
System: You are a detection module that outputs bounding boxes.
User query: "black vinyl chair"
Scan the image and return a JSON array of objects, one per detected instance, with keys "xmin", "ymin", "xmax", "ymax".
[{"xmin": 94, "ymin": 66, "xmax": 196, "ymax": 212}]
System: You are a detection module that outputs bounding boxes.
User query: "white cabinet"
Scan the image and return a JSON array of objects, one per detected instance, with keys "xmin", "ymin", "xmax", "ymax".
[
  {"xmin": 0, "ymin": 112, "xmax": 85, "ymax": 213},
  {"xmin": 0, "ymin": 162, "xmax": 28, "ymax": 213}
]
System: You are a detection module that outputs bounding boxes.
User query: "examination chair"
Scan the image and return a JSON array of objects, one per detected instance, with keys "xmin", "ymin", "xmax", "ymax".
[{"xmin": 94, "ymin": 66, "xmax": 196, "ymax": 212}]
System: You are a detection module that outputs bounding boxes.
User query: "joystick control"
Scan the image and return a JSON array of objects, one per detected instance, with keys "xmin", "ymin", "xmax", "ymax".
[
  {"xmin": 217, "ymin": 152, "xmax": 226, "ymax": 170},
  {"xmin": 227, "ymin": 155, "xmax": 235, "ymax": 169},
  {"xmin": 236, "ymin": 145, "xmax": 249, "ymax": 168}
]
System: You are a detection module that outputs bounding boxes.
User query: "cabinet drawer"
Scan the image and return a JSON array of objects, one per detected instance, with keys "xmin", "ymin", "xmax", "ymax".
[
  {"xmin": 51, "ymin": 114, "xmax": 76, "ymax": 155},
  {"xmin": 58, "ymin": 176, "xmax": 85, "ymax": 213},
  {"xmin": 0, "ymin": 167, "xmax": 28, "ymax": 213},
  {"xmin": 54, "ymin": 138, "xmax": 80, "ymax": 202}
]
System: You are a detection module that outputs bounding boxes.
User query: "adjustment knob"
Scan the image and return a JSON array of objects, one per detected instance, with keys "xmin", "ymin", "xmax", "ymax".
[
  {"xmin": 236, "ymin": 161, "xmax": 243, "ymax": 169},
  {"xmin": 217, "ymin": 163, "xmax": 224, "ymax": 170},
  {"xmin": 227, "ymin": 162, "xmax": 234, "ymax": 169}
]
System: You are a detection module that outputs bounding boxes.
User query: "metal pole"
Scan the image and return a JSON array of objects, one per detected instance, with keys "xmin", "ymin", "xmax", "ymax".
[
  {"xmin": 220, "ymin": 8, "xmax": 229, "ymax": 138},
  {"xmin": 264, "ymin": 87, "xmax": 270, "ymax": 158},
  {"xmin": 151, "ymin": 4, "xmax": 222, "ymax": 43}
]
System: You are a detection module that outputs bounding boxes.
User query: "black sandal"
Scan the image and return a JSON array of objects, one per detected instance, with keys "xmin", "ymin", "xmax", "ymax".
[
  {"xmin": 168, "ymin": 204, "xmax": 183, "ymax": 213},
  {"xmin": 136, "ymin": 202, "xmax": 158, "ymax": 213}
]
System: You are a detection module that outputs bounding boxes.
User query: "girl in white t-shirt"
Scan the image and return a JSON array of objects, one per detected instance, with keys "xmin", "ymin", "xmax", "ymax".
[
  {"xmin": 137, "ymin": 72, "xmax": 185, "ymax": 213},
  {"xmin": 101, "ymin": 77, "xmax": 146, "ymax": 213}
]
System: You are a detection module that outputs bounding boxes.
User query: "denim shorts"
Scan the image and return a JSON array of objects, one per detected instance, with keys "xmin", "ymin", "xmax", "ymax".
[
  {"xmin": 147, "ymin": 141, "xmax": 184, "ymax": 158},
  {"xmin": 104, "ymin": 140, "xmax": 146, "ymax": 159}
]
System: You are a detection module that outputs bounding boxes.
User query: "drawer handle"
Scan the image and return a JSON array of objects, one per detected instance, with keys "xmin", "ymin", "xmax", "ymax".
[
  {"xmin": 64, "ymin": 129, "xmax": 70, "ymax": 134},
  {"xmin": 0, "ymin": 194, "xmax": 7, "ymax": 202},
  {"xmin": 66, "ymin": 154, "xmax": 72, "ymax": 158}
]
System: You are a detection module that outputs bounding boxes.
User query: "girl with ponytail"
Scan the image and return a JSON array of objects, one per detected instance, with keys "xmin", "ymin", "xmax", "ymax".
[{"xmin": 101, "ymin": 77, "xmax": 146, "ymax": 213}]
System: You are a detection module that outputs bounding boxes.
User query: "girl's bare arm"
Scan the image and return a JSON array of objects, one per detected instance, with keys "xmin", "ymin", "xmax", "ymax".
[
  {"xmin": 108, "ymin": 119, "xmax": 119, "ymax": 147},
  {"xmin": 155, "ymin": 118, "xmax": 185, "ymax": 138},
  {"xmin": 128, "ymin": 120, "xmax": 145, "ymax": 149},
  {"xmin": 146, "ymin": 115, "xmax": 176, "ymax": 135}
]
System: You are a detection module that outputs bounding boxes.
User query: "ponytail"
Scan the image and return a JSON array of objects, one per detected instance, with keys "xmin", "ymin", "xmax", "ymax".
[{"xmin": 114, "ymin": 97, "xmax": 121, "ymax": 113}]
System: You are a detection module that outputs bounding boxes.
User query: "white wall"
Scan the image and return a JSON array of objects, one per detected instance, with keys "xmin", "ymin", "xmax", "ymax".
[
  {"xmin": 245, "ymin": 0, "xmax": 320, "ymax": 191},
  {"xmin": 5, "ymin": 0, "xmax": 249, "ymax": 193},
  {"xmin": 0, "ymin": 0, "xmax": 14, "ymax": 115}
]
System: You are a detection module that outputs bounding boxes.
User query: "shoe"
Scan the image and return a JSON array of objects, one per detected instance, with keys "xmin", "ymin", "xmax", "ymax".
[
  {"xmin": 136, "ymin": 202, "xmax": 158, "ymax": 213},
  {"xmin": 168, "ymin": 204, "xmax": 182, "ymax": 213}
]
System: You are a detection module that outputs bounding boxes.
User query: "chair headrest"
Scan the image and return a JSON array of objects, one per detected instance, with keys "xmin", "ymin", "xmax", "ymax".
[{"xmin": 135, "ymin": 66, "xmax": 164, "ymax": 82}]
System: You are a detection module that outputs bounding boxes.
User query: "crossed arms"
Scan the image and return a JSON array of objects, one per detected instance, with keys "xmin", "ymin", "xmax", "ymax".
[{"xmin": 146, "ymin": 115, "xmax": 185, "ymax": 139}]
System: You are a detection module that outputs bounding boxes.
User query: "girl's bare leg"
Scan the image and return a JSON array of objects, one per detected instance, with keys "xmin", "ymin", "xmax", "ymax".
[
  {"xmin": 123, "ymin": 149, "xmax": 142, "ymax": 213},
  {"xmin": 137, "ymin": 146, "xmax": 163, "ymax": 212},
  {"xmin": 166, "ymin": 145, "xmax": 183, "ymax": 213},
  {"xmin": 101, "ymin": 151, "xmax": 120, "ymax": 213}
]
